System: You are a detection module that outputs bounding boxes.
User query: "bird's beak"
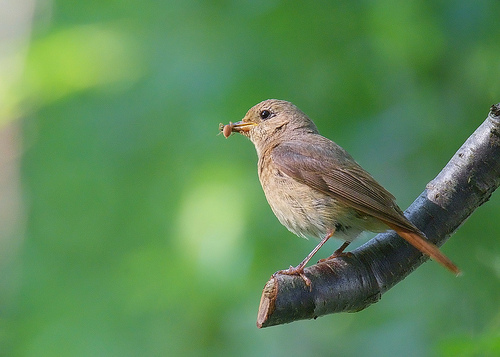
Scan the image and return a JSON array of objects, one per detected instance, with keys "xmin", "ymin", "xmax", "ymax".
[{"xmin": 231, "ymin": 120, "xmax": 257, "ymax": 134}]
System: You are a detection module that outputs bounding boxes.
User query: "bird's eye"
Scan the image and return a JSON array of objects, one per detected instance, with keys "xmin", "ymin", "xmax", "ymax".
[{"xmin": 260, "ymin": 109, "xmax": 272, "ymax": 120}]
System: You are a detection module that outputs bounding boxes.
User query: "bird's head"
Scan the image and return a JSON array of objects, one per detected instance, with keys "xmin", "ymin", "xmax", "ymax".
[{"xmin": 222, "ymin": 99, "xmax": 319, "ymax": 153}]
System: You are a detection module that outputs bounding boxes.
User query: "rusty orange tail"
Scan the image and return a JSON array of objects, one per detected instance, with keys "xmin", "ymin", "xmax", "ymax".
[{"xmin": 385, "ymin": 222, "xmax": 460, "ymax": 275}]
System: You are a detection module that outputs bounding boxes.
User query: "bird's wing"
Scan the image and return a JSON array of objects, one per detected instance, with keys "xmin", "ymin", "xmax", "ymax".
[{"xmin": 271, "ymin": 138, "xmax": 419, "ymax": 232}]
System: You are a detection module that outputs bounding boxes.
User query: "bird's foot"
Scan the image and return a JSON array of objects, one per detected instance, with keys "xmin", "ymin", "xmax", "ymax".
[
  {"xmin": 317, "ymin": 241, "xmax": 353, "ymax": 263},
  {"xmin": 272, "ymin": 265, "xmax": 311, "ymax": 289}
]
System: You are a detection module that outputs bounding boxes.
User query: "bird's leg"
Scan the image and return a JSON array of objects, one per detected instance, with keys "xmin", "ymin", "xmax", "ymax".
[
  {"xmin": 273, "ymin": 229, "xmax": 335, "ymax": 288},
  {"xmin": 317, "ymin": 241, "xmax": 352, "ymax": 263}
]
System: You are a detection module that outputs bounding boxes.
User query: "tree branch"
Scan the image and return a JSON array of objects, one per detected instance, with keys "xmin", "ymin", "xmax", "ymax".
[{"xmin": 257, "ymin": 103, "xmax": 500, "ymax": 328}]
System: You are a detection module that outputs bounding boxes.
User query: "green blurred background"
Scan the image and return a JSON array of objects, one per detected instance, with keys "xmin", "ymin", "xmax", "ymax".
[{"xmin": 1, "ymin": 1, "xmax": 500, "ymax": 356}]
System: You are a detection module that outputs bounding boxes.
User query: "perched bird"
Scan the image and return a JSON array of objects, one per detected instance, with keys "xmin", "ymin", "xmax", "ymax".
[{"xmin": 221, "ymin": 99, "xmax": 459, "ymax": 286}]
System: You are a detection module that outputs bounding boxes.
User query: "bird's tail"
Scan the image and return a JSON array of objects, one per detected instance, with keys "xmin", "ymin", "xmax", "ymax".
[{"xmin": 385, "ymin": 222, "xmax": 461, "ymax": 276}]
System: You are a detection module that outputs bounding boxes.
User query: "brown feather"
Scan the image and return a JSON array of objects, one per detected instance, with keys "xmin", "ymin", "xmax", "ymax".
[{"xmin": 271, "ymin": 139, "xmax": 417, "ymax": 231}]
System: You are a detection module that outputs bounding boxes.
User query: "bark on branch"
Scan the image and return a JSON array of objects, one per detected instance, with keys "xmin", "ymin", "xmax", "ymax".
[{"xmin": 257, "ymin": 103, "xmax": 500, "ymax": 328}]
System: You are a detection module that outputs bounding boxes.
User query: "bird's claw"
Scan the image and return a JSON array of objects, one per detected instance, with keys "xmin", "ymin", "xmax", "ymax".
[{"xmin": 272, "ymin": 265, "xmax": 312, "ymax": 290}]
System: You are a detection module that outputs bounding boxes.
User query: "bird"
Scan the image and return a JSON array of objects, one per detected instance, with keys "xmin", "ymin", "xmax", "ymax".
[{"xmin": 220, "ymin": 99, "xmax": 460, "ymax": 286}]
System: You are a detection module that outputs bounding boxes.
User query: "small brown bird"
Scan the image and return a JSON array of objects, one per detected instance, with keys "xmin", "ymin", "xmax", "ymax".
[{"xmin": 221, "ymin": 99, "xmax": 459, "ymax": 286}]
